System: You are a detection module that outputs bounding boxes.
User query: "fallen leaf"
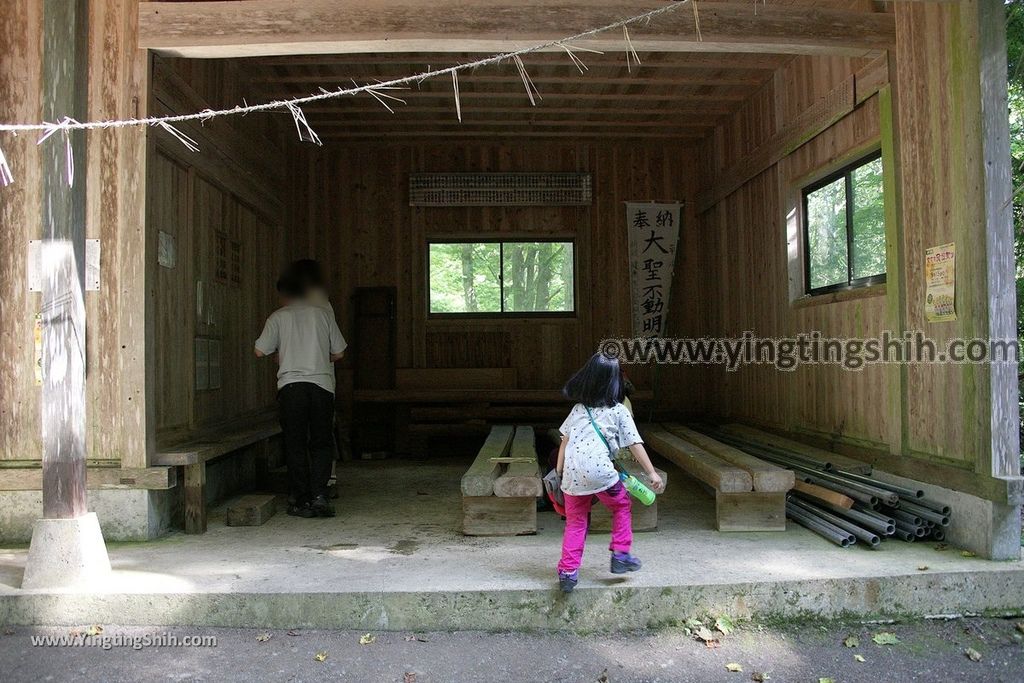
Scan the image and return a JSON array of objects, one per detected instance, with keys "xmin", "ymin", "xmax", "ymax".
[
  {"xmin": 872, "ymin": 632, "xmax": 900, "ymax": 646},
  {"xmin": 405, "ymin": 634, "xmax": 429, "ymax": 642},
  {"xmin": 853, "ymin": 654, "xmax": 866, "ymax": 663},
  {"xmin": 843, "ymin": 635, "xmax": 860, "ymax": 648},
  {"xmin": 85, "ymin": 625, "xmax": 103, "ymax": 637},
  {"xmin": 751, "ymin": 673, "xmax": 770, "ymax": 682},
  {"xmin": 595, "ymin": 669, "xmax": 610, "ymax": 683},
  {"xmin": 961, "ymin": 550, "xmax": 977, "ymax": 558},
  {"xmin": 725, "ymin": 663, "xmax": 743, "ymax": 672},
  {"xmin": 314, "ymin": 651, "xmax": 328, "ymax": 662},
  {"xmin": 934, "ymin": 543, "xmax": 949, "ymax": 551},
  {"xmin": 695, "ymin": 626, "xmax": 719, "ymax": 644},
  {"xmin": 1015, "ymin": 622, "xmax": 1024, "ymax": 634},
  {"xmin": 359, "ymin": 633, "xmax": 376, "ymax": 645},
  {"xmin": 2, "ymin": 629, "xmax": 13, "ymax": 636},
  {"xmin": 286, "ymin": 629, "xmax": 301, "ymax": 637},
  {"xmin": 404, "ymin": 673, "xmax": 417, "ymax": 683},
  {"xmin": 818, "ymin": 678, "xmax": 834, "ymax": 683},
  {"xmin": 716, "ymin": 616, "xmax": 736, "ymax": 636},
  {"xmin": 965, "ymin": 647, "xmax": 982, "ymax": 662},
  {"xmin": 917, "ymin": 565, "xmax": 929, "ymax": 571},
  {"xmin": 256, "ymin": 633, "xmax": 271, "ymax": 643}
]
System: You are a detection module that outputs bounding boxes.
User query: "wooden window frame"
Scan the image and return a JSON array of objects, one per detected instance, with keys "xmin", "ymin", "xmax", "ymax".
[
  {"xmin": 426, "ymin": 237, "xmax": 577, "ymax": 319},
  {"xmin": 801, "ymin": 150, "xmax": 886, "ymax": 297}
]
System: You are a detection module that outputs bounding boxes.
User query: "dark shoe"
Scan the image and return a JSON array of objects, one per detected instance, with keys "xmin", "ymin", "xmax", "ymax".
[
  {"xmin": 610, "ymin": 552, "xmax": 642, "ymax": 574},
  {"xmin": 287, "ymin": 501, "xmax": 315, "ymax": 518},
  {"xmin": 558, "ymin": 570, "xmax": 579, "ymax": 593},
  {"xmin": 311, "ymin": 495, "xmax": 336, "ymax": 518}
]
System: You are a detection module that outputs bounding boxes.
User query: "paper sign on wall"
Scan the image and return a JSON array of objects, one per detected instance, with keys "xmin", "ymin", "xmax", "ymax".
[
  {"xmin": 626, "ymin": 202, "xmax": 681, "ymax": 337},
  {"xmin": 924, "ymin": 242, "xmax": 956, "ymax": 323}
]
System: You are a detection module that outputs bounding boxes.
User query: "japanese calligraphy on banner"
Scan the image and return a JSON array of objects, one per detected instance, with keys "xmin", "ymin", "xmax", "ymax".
[
  {"xmin": 924, "ymin": 242, "xmax": 956, "ymax": 323},
  {"xmin": 626, "ymin": 202, "xmax": 681, "ymax": 337}
]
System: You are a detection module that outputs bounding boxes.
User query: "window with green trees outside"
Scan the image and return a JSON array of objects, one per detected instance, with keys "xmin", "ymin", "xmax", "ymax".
[{"xmin": 428, "ymin": 240, "xmax": 575, "ymax": 315}]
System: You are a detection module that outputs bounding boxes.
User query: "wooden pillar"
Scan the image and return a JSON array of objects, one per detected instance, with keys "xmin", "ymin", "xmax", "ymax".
[
  {"xmin": 975, "ymin": 0, "xmax": 1020, "ymax": 482},
  {"xmin": 39, "ymin": 0, "xmax": 89, "ymax": 520}
]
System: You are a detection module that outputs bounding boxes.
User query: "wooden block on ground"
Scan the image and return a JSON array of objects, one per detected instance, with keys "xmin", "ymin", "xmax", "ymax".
[
  {"xmin": 715, "ymin": 491, "xmax": 787, "ymax": 532},
  {"xmin": 665, "ymin": 424, "xmax": 793, "ymax": 493},
  {"xmin": 226, "ymin": 494, "xmax": 277, "ymax": 526},
  {"xmin": 462, "ymin": 496, "xmax": 536, "ymax": 536},
  {"xmin": 494, "ymin": 427, "xmax": 542, "ymax": 498},
  {"xmin": 640, "ymin": 425, "xmax": 753, "ymax": 493},
  {"xmin": 461, "ymin": 425, "xmax": 515, "ymax": 496},
  {"xmin": 590, "ymin": 499, "xmax": 658, "ymax": 532}
]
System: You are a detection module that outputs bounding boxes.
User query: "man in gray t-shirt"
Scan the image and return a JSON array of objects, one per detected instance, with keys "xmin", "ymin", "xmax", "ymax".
[{"xmin": 255, "ymin": 262, "xmax": 346, "ymax": 518}]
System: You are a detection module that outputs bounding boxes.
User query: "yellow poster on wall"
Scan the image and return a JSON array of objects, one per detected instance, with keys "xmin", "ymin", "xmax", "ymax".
[{"xmin": 924, "ymin": 242, "xmax": 956, "ymax": 323}]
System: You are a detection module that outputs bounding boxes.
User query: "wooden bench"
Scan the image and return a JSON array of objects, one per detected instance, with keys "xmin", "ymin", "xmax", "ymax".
[
  {"xmin": 641, "ymin": 423, "xmax": 794, "ymax": 531},
  {"xmin": 461, "ymin": 425, "xmax": 541, "ymax": 536},
  {"xmin": 545, "ymin": 427, "xmax": 667, "ymax": 532},
  {"xmin": 156, "ymin": 419, "xmax": 282, "ymax": 534}
]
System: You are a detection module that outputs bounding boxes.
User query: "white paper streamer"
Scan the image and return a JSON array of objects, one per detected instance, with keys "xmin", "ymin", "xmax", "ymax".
[
  {"xmin": 452, "ymin": 71, "xmax": 462, "ymax": 122},
  {"xmin": 0, "ymin": 144, "xmax": 13, "ymax": 187},
  {"xmin": 156, "ymin": 121, "xmax": 200, "ymax": 152},
  {"xmin": 513, "ymin": 55, "xmax": 542, "ymax": 106},
  {"xmin": 285, "ymin": 102, "xmax": 322, "ymax": 146},
  {"xmin": 623, "ymin": 25, "xmax": 642, "ymax": 73},
  {"xmin": 37, "ymin": 118, "xmax": 78, "ymax": 187}
]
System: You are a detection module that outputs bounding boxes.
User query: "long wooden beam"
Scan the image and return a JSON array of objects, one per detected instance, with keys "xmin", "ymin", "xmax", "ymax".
[
  {"xmin": 246, "ymin": 52, "xmax": 794, "ymax": 69},
  {"xmin": 256, "ymin": 74, "xmax": 768, "ymax": 87},
  {"xmin": 138, "ymin": 1, "xmax": 895, "ymax": 58}
]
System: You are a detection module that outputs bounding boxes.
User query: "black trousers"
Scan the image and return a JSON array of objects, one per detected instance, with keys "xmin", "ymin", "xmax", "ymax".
[{"xmin": 278, "ymin": 382, "xmax": 335, "ymax": 503}]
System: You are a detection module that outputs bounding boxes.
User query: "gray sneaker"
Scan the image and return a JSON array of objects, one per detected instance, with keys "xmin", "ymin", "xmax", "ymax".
[
  {"xmin": 558, "ymin": 570, "xmax": 579, "ymax": 593},
  {"xmin": 610, "ymin": 552, "xmax": 642, "ymax": 574}
]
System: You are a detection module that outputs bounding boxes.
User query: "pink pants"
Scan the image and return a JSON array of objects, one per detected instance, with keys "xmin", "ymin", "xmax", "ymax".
[{"xmin": 557, "ymin": 482, "xmax": 632, "ymax": 574}]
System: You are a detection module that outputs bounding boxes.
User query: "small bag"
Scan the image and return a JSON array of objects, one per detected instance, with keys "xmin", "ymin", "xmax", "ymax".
[{"xmin": 542, "ymin": 468, "xmax": 566, "ymax": 515}]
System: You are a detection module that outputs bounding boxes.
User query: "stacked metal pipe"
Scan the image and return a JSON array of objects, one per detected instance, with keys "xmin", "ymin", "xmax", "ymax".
[{"xmin": 702, "ymin": 427, "xmax": 952, "ymax": 549}]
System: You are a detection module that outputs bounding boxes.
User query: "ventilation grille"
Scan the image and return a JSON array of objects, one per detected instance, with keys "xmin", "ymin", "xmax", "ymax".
[{"xmin": 409, "ymin": 173, "xmax": 592, "ymax": 207}]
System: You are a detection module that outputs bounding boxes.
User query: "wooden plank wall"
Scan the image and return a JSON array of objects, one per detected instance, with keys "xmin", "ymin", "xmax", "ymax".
[
  {"xmin": 291, "ymin": 142, "xmax": 700, "ymax": 418},
  {"xmin": 149, "ymin": 57, "xmax": 296, "ymax": 445},
  {"xmin": 0, "ymin": 0, "xmax": 44, "ymax": 463},
  {"xmin": 694, "ymin": 53, "xmax": 889, "ymax": 448},
  {"xmin": 0, "ymin": 0, "xmax": 152, "ymax": 467},
  {"xmin": 696, "ymin": 0, "xmax": 1016, "ymax": 492}
]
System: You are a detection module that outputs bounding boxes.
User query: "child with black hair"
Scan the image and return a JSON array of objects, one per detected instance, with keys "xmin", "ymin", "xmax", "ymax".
[{"xmin": 555, "ymin": 353, "xmax": 664, "ymax": 593}]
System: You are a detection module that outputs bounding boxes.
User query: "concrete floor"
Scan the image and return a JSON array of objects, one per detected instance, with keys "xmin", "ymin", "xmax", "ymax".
[{"xmin": 1, "ymin": 455, "xmax": 1023, "ymax": 631}]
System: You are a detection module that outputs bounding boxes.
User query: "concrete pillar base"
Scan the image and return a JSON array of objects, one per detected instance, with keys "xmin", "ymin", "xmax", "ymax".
[{"xmin": 21, "ymin": 512, "xmax": 111, "ymax": 589}]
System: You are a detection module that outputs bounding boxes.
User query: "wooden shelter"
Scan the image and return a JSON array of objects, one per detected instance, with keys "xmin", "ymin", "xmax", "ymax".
[{"xmin": 1, "ymin": 0, "xmax": 1020, "ymax": 559}]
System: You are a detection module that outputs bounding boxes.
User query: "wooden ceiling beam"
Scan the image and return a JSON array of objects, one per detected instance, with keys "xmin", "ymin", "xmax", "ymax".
[
  {"xmin": 299, "ymin": 104, "xmax": 735, "ymax": 116},
  {"xmin": 247, "ymin": 53, "xmax": 790, "ymax": 70},
  {"xmin": 246, "ymin": 52, "xmax": 793, "ymax": 70},
  {"xmin": 318, "ymin": 131, "xmax": 704, "ymax": 139},
  {"xmin": 254, "ymin": 74, "xmax": 767, "ymax": 87},
  {"xmin": 306, "ymin": 119, "xmax": 712, "ymax": 129},
  {"xmin": 255, "ymin": 89, "xmax": 751, "ymax": 102},
  {"xmin": 139, "ymin": 1, "xmax": 894, "ymax": 58}
]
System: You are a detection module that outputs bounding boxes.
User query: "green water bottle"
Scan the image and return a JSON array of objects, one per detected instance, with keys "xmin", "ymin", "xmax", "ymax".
[{"xmin": 620, "ymin": 472, "xmax": 656, "ymax": 506}]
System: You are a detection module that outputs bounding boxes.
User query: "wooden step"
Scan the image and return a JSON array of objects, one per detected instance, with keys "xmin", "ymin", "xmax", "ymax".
[{"xmin": 226, "ymin": 494, "xmax": 277, "ymax": 527}]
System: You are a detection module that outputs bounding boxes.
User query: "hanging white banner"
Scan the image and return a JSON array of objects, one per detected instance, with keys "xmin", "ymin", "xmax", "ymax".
[{"xmin": 626, "ymin": 202, "xmax": 681, "ymax": 337}]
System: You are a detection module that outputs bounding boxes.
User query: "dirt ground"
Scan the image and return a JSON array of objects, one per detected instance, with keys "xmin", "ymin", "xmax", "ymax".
[{"xmin": 1, "ymin": 616, "xmax": 1022, "ymax": 682}]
